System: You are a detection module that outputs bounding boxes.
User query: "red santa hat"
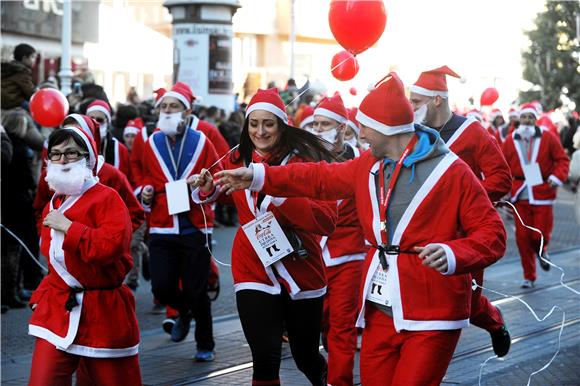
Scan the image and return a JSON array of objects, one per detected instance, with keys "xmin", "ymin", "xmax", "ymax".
[
  {"xmin": 410, "ymin": 65, "xmax": 461, "ymax": 97},
  {"xmin": 508, "ymin": 107, "xmax": 520, "ymax": 118},
  {"xmin": 160, "ymin": 82, "xmax": 195, "ymax": 109},
  {"xmin": 61, "ymin": 114, "xmax": 99, "ymax": 175},
  {"xmin": 86, "ymin": 100, "xmax": 112, "ymax": 123},
  {"xmin": 63, "ymin": 113, "xmax": 102, "ymax": 152},
  {"xmin": 519, "ymin": 103, "xmax": 539, "ymax": 119},
  {"xmin": 314, "ymin": 95, "xmax": 348, "ymax": 124},
  {"xmin": 531, "ymin": 100, "xmax": 544, "ymax": 114},
  {"xmin": 356, "ymin": 72, "xmax": 415, "ymax": 136},
  {"xmin": 490, "ymin": 108, "xmax": 503, "ymax": 120},
  {"xmin": 466, "ymin": 109, "xmax": 483, "ymax": 122},
  {"xmin": 124, "ymin": 117, "xmax": 144, "ymax": 137},
  {"xmin": 153, "ymin": 88, "xmax": 167, "ymax": 108},
  {"xmin": 245, "ymin": 88, "xmax": 289, "ymax": 123},
  {"xmin": 299, "ymin": 105, "xmax": 315, "ymax": 128},
  {"xmin": 346, "ymin": 107, "xmax": 361, "ymax": 136}
]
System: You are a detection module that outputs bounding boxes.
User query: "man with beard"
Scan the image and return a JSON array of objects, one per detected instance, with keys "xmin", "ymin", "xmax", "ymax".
[
  {"xmin": 308, "ymin": 95, "xmax": 368, "ymax": 386},
  {"xmin": 141, "ymin": 82, "xmax": 220, "ymax": 362},
  {"xmin": 502, "ymin": 103, "xmax": 569, "ymax": 288},
  {"xmin": 28, "ymin": 126, "xmax": 141, "ymax": 385},
  {"xmin": 409, "ymin": 66, "xmax": 512, "ymax": 358}
]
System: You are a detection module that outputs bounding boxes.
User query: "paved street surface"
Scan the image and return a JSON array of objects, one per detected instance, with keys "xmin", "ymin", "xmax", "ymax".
[{"xmin": 2, "ymin": 189, "xmax": 579, "ymax": 385}]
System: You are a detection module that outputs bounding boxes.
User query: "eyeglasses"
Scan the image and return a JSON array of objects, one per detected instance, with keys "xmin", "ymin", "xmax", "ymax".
[{"xmin": 47, "ymin": 150, "xmax": 88, "ymax": 161}]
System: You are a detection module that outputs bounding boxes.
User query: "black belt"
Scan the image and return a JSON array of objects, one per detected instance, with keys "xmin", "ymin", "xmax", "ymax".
[
  {"xmin": 65, "ymin": 285, "xmax": 122, "ymax": 311},
  {"xmin": 369, "ymin": 243, "xmax": 418, "ymax": 270}
]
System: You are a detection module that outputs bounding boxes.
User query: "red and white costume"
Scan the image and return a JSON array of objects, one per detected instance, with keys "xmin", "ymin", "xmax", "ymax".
[
  {"xmin": 502, "ymin": 105, "xmax": 569, "ymax": 282},
  {"xmin": 411, "ymin": 66, "xmax": 511, "ymax": 335},
  {"xmin": 250, "ymin": 73, "xmax": 506, "ymax": 386},
  {"xmin": 28, "ymin": 126, "xmax": 140, "ymax": 385}
]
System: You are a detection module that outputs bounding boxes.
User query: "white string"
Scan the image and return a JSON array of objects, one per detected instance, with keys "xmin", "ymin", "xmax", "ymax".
[
  {"xmin": 474, "ymin": 279, "xmax": 566, "ymax": 386},
  {"xmin": 285, "ymin": 55, "xmax": 356, "ymax": 108},
  {"xmin": 494, "ymin": 200, "xmax": 580, "ymax": 296},
  {"xmin": 0, "ymin": 224, "xmax": 49, "ymax": 273},
  {"xmin": 198, "ymin": 202, "xmax": 231, "ymax": 267}
]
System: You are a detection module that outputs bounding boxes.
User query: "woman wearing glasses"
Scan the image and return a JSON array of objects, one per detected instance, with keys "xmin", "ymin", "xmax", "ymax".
[{"xmin": 27, "ymin": 125, "xmax": 141, "ymax": 385}]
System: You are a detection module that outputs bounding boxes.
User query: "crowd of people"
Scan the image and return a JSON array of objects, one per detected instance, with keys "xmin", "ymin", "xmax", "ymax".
[{"xmin": 1, "ymin": 42, "xmax": 579, "ymax": 385}]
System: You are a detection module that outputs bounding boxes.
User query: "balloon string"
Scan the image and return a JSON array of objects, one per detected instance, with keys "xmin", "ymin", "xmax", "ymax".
[
  {"xmin": 494, "ymin": 200, "xmax": 580, "ymax": 296},
  {"xmin": 285, "ymin": 55, "xmax": 355, "ymax": 108},
  {"xmin": 198, "ymin": 198, "xmax": 232, "ymax": 268},
  {"xmin": 474, "ymin": 278, "xmax": 566, "ymax": 386},
  {"xmin": 0, "ymin": 224, "xmax": 49, "ymax": 273}
]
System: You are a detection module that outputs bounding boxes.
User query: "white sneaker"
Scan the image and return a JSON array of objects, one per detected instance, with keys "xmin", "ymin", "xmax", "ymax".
[{"xmin": 520, "ymin": 279, "xmax": 535, "ymax": 289}]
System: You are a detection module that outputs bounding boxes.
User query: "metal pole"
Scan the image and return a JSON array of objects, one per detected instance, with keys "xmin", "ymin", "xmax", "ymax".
[
  {"xmin": 289, "ymin": 0, "xmax": 295, "ymax": 79},
  {"xmin": 59, "ymin": 0, "xmax": 73, "ymax": 95}
]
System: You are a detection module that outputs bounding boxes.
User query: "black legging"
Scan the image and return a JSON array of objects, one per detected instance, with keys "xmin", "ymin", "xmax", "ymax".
[{"xmin": 236, "ymin": 289, "xmax": 327, "ymax": 386}]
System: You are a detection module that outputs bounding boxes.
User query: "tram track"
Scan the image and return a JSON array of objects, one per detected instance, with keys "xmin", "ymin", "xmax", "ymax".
[{"xmin": 170, "ymin": 275, "xmax": 579, "ymax": 385}]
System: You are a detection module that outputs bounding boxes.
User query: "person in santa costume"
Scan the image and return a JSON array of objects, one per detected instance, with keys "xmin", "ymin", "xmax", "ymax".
[
  {"xmin": 85, "ymin": 99, "xmax": 132, "ymax": 183},
  {"xmin": 214, "ymin": 72, "xmax": 506, "ymax": 386},
  {"xmin": 297, "ymin": 104, "xmax": 315, "ymax": 130},
  {"xmin": 501, "ymin": 103, "xmax": 570, "ymax": 288},
  {"xmin": 345, "ymin": 107, "xmax": 362, "ymax": 150},
  {"xmin": 488, "ymin": 108, "xmax": 505, "ymax": 143},
  {"xmin": 409, "ymin": 65, "xmax": 512, "ymax": 358},
  {"xmin": 140, "ymin": 82, "xmax": 219, "ymax": 361},
  {"xmin": 28, "ymin": 126, "xmax": 141, "ymax": 385},
  {"xmin": 308, "ymin": 94, "xmax": 368, "ymax": 386},
  {"xmin": 189, "ymin": 88, "xmax": 337, "ymax": 386}
]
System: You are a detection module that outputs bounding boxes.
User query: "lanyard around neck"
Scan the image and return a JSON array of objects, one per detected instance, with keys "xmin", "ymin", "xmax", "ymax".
[
  {"xmin": 165, "ymin": 127, "xmax": 188, "ymax": 179},
  {"xmin": 378, "ymin": 135, "xmax": 418, "ymax": 245}
]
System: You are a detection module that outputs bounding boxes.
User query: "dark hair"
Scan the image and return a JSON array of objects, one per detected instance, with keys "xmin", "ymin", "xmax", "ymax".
[
  {"xmin": 47, "ymin": 128, "xmax": 89, "ymax": 154},
  {"xmin": 232, "ymin": 117, "xmax": 339, "ymax": 166},
  {"xmin": 14, "ymin": 44, "xmax": 35, "ymax": 61}
]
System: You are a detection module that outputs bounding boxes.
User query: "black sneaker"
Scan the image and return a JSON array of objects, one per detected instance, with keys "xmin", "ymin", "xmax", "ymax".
[
  {"xmin": 538, "ymin": 252, "xmax": 550, "ymax": 271},
  {"xmin": 162, "ymin": 317, "xmax": 176, "ymax": 335},
  {"xmin": 171, "ymin": 312, "xmax": 193, "ymax": 342},
  {"xmin": 490, "ymin": 307, "xmax": 511, "ymax": 357}
]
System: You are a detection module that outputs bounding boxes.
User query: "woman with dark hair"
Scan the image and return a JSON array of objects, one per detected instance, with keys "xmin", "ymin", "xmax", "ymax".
[
  {"xmin": 189, "ymin": 88, "xmax": 337, "ymax": 386},
  {"xmin": 28, "ymin": 126, "xmax": 141, "ymax": 385}
]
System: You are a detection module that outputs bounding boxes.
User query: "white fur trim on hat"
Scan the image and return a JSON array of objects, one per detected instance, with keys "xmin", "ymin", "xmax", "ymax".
[
  {"xmin": 347, "ymin": 120, "xmax": 360, "ymax": 135},
  {"xmin": 246, "ymin": 102, "xmax": 289, "ymax": 123},
  {"xmin": 64, "ymin": 126, "xmax": 96, "ymax": 169},
  {"xmin": 314, "ymin": 107, "xmax": 347, "ymax": 124},
  {"xmin": 161, "ymin": 91, "xmax": 191, "ymax": 109},
  {"xmin": 66, "ymin": 114, "xmax": 93, "ymax": 140},
  {"xmin": 86, "ymin": 105, "xmax": 112, "ymax": 123},
  {"xmin": 300, "ymin": 115, "xmax": 314, "ymax": 128},
  {"xmin": 409, "ymin": 85, "xmax": 449, "ymax": 98},
  {"xmin": 123, "ymin": 126, "xmax": 140, "ymax": 136},
  {"xmin": 519, "ymin": 107, "xmax": 538, "ymax": 119},
  {"xmin": 356, "ymin": 109, "xmax": 415, "ymax": 136}
]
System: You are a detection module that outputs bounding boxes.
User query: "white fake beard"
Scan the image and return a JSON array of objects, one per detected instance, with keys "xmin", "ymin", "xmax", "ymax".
[
  {"xmin": 45, "ymin": 159, "xmax": 92, "ymax": 195},
  {"xmin": 345, "ymin": 137, "xmax": 358, "ymax": 148},
  {"xmin": 413, "ymin": 104, "xmax": 428, "ymax": 125},
  {"xmin": 157, "ymin": 112, "xmax": 183, "ymax": 136},
  {"xmin": 99, "ymin": 122, "xmax": 108, "ymax": 138},
  {"xmin": 517, "ymin": 125, "xmax": 535, "ymax": 138},
  {"xmin": 307, "ymin": 127, "xmax": 338, "ymax": 143}
]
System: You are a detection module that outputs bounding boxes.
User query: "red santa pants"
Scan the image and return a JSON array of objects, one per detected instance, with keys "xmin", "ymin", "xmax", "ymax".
[
  {"xmin": 28, "ymin": 338, "xmax": 142, "ymax": 386},
  {"xmin": 322, "ymin": 260, "xmax": 364, "ymax": 386},
  {"xmin": 469, "ymin": 269, "xmax": 504, "ymax": 332},
  {"xmin": 514, "ymin": 201, "xmax": 553, "ymax": 281},
  {"xmin": 360, "ymin": 306, "xmax": 461, "ymax": 386}
]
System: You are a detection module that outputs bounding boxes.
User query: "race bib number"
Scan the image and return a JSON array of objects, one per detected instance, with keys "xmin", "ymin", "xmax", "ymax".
[
  {"xmin": 165, "ymin": 179, "xmax": 191, "ymax": 215},
  {"xmin": 366, "ymin": 266, "xmax": 391, "ymax": 306},
  {"xmin": 242, "ymin": 211, "xmax": 293, "ymax": 267},
  {"xmin": 522, "ymin": 162, "xmax": 543, "ymax": 187}
]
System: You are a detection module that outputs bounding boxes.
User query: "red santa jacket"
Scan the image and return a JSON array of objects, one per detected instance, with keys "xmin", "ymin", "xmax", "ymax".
[
  {"xmin": 193, "ymin": 151, "xmax": 337, "ymax": 299},
  {"xmin": 33, "ymin": 156, "xmax": 145, "ymax": 235},
  {"xmin": 29, "ymin": 182, "xmax": 139, "ymax": 357},
  {"xmin": 250, "ymin": 128, "xmax": 506, "ymax": 331},
  {"xmin": 142, "ymin": 126, "xmax": 220, "ymax": 234},
  {"xmin": 129, "ymin": 126, "xmax": 151, "ymax": 194},
  {"xmin": 445, "ymin": 115, "xmax": 511, "ymax": 202},
  {"xmin": 321, "ymin": 144, "xmax": 368, "ymax": 266},
  {"xmin": 502, "ymin": 126, "xmax": 570, "ymax": 205}
]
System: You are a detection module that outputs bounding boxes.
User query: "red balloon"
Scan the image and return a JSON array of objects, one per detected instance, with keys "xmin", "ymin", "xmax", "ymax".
[
  {"xmin": 29, "ymin": 89, "xmax": 69, "ymax": 127},
  {"xmin": 331, "ymin": 51, "xmax": 359, "ymax": 81},
  {"xmin": 329, "ymin": 0, "xmax": 387, "ymax": 55},
  {"xmin": 349, "ymin": 87, "xmax": 357, "ymax": 96},
  {"xmin": 480, "ymin": 87, "xmax": 499, "ymax": 106}
]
